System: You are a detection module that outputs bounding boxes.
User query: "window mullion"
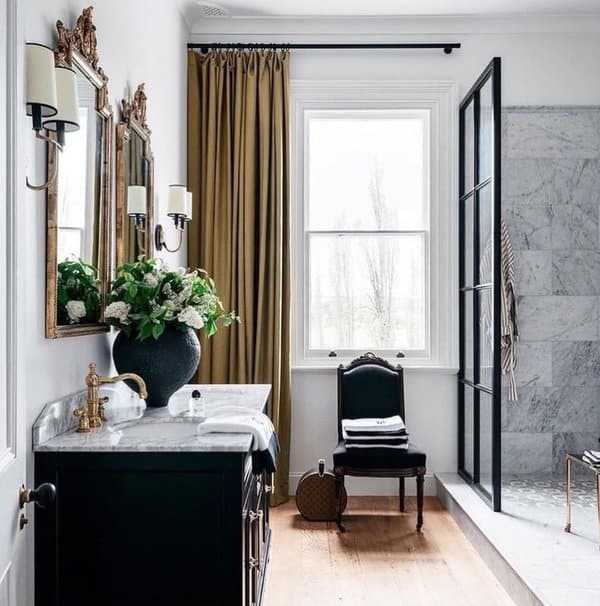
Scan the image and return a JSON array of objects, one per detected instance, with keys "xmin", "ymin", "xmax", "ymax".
[{"xmin": 306, "ymin": 229, "xmax": 428, "ymax": 236}]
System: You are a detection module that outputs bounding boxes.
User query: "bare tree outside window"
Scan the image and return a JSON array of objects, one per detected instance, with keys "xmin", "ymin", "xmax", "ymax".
[
  {"xmin": 307, "ymin": 111, "xmax": 428, "ymax": 354},
  {"xmin": 365, "ymin": 163, "xmax": 396, "ymax": 347}
]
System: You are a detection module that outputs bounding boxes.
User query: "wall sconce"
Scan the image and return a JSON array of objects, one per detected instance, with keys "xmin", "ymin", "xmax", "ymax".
[
  {"xmin": 25, "ymin": 43, "xmax": 80, "ymax": 191},
  {"xmin": 42, "ymin": 66, "xmax": 80, "ymax": 149},
  {"xmin": 127, "ymin": 185, "xmax": 147, "ymax": 252},
  {"xmin": 154, "ymin": 185, "xmax": 192, "ymax": 253}
]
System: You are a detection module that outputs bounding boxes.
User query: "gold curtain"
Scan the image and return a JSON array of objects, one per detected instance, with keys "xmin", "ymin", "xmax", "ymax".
[{"xmin": 187, "ymin": 49, "xmax": 291, "ymax": 505}]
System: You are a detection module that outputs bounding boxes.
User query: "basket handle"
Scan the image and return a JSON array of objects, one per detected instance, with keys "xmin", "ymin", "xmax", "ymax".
[{"xmin": 318, "ymin": 459, "xmax": 325, "ymax": 476}]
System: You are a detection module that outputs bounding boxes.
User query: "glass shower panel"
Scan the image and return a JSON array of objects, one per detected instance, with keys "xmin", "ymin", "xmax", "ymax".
[
  {"xmin": 464, "ymin": 194, "xmax": 474, "ymax": 288},
  {"xmin": 464, "ymin": 385, "xmax": 475, "ymax": 479},
  {"xmin": 479, "ymin": 391, "xmax": 494, "ymax": 496},
  {"xmin": 478, "ymin": 185, "xmax": 493, "ymax": 286},
  {"xmin": 479, "ymin": 288, "xmax": 493, "ymax": 389},
  {"xmin": 464, "ymin": 100, "xmax": 475, "ymax": 193},
  {"xmin": 479, "ymin": 79, "xmax": 493, "ymax": 182}
]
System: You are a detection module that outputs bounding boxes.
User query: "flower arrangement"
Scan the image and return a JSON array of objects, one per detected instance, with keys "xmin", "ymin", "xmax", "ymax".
[
  {"xmin": 105, "ymin": 257, "xmax": 238, "ymax": 341},
  {"xmin": 57, "ymin": 258, "xmax": 101, "ymax": 325}
]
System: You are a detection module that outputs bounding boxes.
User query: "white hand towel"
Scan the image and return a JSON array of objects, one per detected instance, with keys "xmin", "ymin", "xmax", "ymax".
[
  {"xmin": 197, "ymin": 409, "xmax": 274, "ymax": 452},
  {"xmin": 346, "ymin": 443, "xmax": 409, "ymax": 450},
  {"xmin": 342, "ymin": 415, "xmax": 405, "ymax": 433}
]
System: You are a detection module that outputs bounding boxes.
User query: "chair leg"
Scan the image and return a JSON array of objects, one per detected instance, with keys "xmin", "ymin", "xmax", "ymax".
[
  {"xmin": 334, "ymin": 468, "xmax": 346, "ymax": 533},
  {"xmin": 398, "ymin": 477, "xmax": 405, "ymax": 512},
  {"xmin": 416, "ymin": 474, "xmax": 424, "ymax": 532}
]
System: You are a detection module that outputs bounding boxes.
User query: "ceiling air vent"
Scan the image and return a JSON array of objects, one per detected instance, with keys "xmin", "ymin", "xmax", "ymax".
[{"xmin": 195, "ymin": 2, "xmax": 230, "ymax": 17}]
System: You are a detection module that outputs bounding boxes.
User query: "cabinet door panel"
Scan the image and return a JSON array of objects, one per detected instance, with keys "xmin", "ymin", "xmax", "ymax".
[{"xmin": 35, "ymin": 458, "xmax": 242, "ymax": 606}]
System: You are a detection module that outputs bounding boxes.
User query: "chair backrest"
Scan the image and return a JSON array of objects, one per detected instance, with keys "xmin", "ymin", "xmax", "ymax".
[{"xmin": 336, "ymin": 352, "xmax": 405, "ymax": 441}]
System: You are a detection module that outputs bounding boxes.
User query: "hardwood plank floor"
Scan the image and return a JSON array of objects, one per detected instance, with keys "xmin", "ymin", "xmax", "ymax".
[{"xmin": 263, "ymin": 496, "xmax": 515, "ymax": 606}]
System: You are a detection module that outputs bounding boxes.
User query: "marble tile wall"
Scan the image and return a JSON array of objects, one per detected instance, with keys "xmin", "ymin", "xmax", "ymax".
[{"xmin": 501, "ymin": 107, "xmax": 600, "ymax": 475}]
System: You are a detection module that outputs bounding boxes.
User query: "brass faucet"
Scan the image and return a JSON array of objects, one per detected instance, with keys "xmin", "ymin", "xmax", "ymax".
[{"xmin": 74, "ymin": 362, "xmax": 148, "ymax": 432}]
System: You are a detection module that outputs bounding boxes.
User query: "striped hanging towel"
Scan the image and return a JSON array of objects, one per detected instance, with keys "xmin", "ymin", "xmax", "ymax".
[{"xmin": 500, "ymin": 219, "xmax": 519, "ymax": 401}]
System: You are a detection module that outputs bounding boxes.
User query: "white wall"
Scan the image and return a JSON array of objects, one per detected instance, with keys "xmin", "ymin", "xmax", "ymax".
[
  {"xmin": 23, "ymin": 0, "xmax": 188, "ymax": 418},
  {"xmin": 20, "ymin": 2, "xmax": 187, "ymax": 602},
  {"xmin": 190, "ymin": 15, "xmax": 600, "ymax": 495}
]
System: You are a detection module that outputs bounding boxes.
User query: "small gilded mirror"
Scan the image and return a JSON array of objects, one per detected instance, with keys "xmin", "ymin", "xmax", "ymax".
[
  {"xmin": 46, "ymin": 7, "xmax": 113, "ymax": 338},
  {"xmin": 116, "ymin": 84, "xmax": 154, "ymax": 264}
]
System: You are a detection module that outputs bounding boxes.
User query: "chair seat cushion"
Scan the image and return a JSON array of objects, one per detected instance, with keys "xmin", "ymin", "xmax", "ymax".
[{"xmin": 333, "ymin": 440, "xmax": 426, "ymax": 470}]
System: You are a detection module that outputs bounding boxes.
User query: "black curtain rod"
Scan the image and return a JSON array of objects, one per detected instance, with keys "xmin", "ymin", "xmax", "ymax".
[{"xmin": 187, "ymin": 42, "xmax": 461, "ymax": 54}]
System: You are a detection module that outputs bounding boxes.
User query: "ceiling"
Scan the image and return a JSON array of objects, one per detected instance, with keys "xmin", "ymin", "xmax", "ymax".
[{"xmin": 190, "ymin": 0, "xmax": 600, "ymax": 17}]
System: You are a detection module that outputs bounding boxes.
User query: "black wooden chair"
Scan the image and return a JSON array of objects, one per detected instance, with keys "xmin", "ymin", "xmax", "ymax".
[{"xmin": 333, "ymin": 352, "xmax": 426, "ymax": 532}]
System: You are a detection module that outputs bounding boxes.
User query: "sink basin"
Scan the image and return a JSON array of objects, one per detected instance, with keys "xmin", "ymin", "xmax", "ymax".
[{"xmin": 115, "ymin": 421, "xmax": 199, "ymax": 440}]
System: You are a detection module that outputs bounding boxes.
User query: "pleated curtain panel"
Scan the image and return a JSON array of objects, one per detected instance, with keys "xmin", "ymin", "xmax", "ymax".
[{"xmin": 187, "ymin": 49, "xmax": 292, "ymax": 505}]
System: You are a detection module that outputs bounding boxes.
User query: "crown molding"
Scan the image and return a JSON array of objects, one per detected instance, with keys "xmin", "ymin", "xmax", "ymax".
[{"xmin": 188, "ymin": 14, "xmax": 600, "ymax": 36}]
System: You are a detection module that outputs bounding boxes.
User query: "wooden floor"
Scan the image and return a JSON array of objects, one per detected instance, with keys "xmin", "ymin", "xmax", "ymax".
[{"xmin": 263, "ymin": 496, "xmax": 515, "ymax": 606}]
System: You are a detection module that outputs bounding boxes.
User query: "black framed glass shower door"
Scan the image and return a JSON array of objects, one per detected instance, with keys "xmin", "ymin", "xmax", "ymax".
[{"xmin": 458, "ymin": 58, "xmax": 502, "ymax": 511}]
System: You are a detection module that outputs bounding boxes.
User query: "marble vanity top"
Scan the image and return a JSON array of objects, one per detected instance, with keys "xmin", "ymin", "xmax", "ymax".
[{"xmin": 33, "ymin": 384, "xmax": 271, "ymax": 453}]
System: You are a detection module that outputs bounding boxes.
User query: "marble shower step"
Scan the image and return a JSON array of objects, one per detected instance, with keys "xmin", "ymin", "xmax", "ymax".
[{"xmin": 436, "ymin": 473, "xmax": 600, "ymax": 606}]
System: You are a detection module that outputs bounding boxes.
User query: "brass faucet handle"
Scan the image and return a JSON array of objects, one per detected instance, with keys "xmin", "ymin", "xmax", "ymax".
[
  {"xmin": 98, "ymin": 396, "xmax": 109, "ymax": 422},
  {"xmin": 73, "ymin": 407, "xmax": 90, "ymax": 433}
]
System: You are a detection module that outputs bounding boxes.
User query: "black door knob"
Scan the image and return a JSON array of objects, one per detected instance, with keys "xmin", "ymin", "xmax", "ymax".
[{"xmin": 19, "ymin": 483, "xmax": 56, "ymax": 509}]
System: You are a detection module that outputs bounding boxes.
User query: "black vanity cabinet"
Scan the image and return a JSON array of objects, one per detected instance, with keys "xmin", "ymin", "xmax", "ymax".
[{"xmin": 35, "ymin": 450, "xmax": 271, "ymax": 606}]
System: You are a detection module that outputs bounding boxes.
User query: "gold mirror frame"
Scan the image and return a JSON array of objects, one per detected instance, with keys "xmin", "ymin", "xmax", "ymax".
[
  {"xmin": 116, "ymin": 83, "xmax": 154, "ymax": 265},
  {"xmin": 46, "ymin": 6, "xmax": 113, "ymax": 338}
]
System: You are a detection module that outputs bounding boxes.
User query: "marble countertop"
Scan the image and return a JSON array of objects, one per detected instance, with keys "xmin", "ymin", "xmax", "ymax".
[{"xmin": 33, "ymin": 384, "xmax": 271, "ymax": 453}]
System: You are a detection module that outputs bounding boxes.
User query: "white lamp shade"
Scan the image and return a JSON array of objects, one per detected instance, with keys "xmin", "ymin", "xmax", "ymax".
[
  {"xmin": 43, "ymin": 66, "xmax": 80, "ymax": 133},
  {"xmin": 167, "ymin": 185, "xmax": 188, "ymax": 216},
  {"xmin": 25, "ymin": 43, "xmax": 58, "ymax": 117},
  {"xmin": 127, "ymin": 186, "xmax": 147, "ymax": 216},
  {"xmin": 186, "ymin": 191, "xmax": 193, "ymax": 221}
]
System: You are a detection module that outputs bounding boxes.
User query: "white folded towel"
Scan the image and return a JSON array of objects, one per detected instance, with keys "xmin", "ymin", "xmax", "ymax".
[
  {"xmin": 345, "ymin": 443, "xmax": 409, "ymax": 450},
  {"xmin": 342, "ymin": 428, "xmax": 409, "ymax": 442},
  {"xmin": 198, "ymin": 407, "xmax": 274, "ymax": 451},
  {"xmin": 342, "ymin": 415, "xmax": 405, "ymax": 433}
]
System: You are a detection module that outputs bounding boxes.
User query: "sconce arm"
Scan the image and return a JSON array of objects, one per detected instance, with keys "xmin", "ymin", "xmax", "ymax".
[
  {"xmin": 154, "ymin": 224, "xmax": 184, "ymax": 253},
  {"xmin": 26, "ymin": 131, "xmax": 63, "ymax": 191}
]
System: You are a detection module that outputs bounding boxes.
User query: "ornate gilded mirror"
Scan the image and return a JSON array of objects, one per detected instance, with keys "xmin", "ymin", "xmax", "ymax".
[
  {"xmin": 46, "ymin": 6, "xmax": 113, "ymax": 338},
  {"xmin": 116, "ymin": 84, "xmax": 154, "ymax": 264}
]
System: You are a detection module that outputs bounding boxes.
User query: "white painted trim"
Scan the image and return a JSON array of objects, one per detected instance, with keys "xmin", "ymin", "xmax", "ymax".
[
  {"xmin": 0, "ymin": 449, "xmax": 15, "ymax": 476},
  {"xmin": 291, "ymin": 80, "xmax": 458, "ymax": 369},
  {"xmin": 0, "ymin": 561, "xmax": 15, "ymax": 606},
  {"xmin": 289, "ymin": 472, "xmax": 438, "ymax": 497},
  {"xmin": 292, "ymin": 365, "xmax": 459, "ymax": 374},
  {"xmin": 0, "ymin": 0, "xmax": 19, "ymax": 465},
  {"xmin": 5, "ymin": 0, "xmax": 22, "ymax": 460},
  {"xmin": 188, "ymin": 15, "xmax": 600, "ymax": 36}
]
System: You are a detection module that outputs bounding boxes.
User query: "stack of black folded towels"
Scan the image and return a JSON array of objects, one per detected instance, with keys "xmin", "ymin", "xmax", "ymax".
[
  {"xmin": 342, "ymin": 415, "xmax": 409, "ymax": 450},
  {"xmin": 583, "ymin": 449, "xmax": 600, "ymax": 467}
]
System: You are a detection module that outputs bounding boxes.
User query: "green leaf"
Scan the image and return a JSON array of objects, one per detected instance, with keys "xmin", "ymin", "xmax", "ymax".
[{"xmin": 152, "ymin": 323, "xmax": 165, "ymax": 340}]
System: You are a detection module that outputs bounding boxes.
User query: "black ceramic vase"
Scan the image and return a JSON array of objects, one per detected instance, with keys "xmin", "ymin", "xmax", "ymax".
[{"xmin": 112, "ymin": 326, "xmax": 201, "ymax": 408}]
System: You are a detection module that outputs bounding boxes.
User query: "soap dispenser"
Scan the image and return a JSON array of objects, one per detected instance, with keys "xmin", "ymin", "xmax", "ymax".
[{"xmin": 189, "ymin": 389, "xmax": 204, "ymax": 417}]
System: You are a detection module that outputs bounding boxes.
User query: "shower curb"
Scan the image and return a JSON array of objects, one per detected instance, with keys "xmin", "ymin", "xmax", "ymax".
[{"xmin": 435, "ymin": 473, "xmax": 544, "ymax": 606}]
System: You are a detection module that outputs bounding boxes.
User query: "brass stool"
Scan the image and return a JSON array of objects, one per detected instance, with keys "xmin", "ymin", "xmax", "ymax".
[{"xmin": 564, "ymin": 453, "xmax": 600, "ymax": 549}]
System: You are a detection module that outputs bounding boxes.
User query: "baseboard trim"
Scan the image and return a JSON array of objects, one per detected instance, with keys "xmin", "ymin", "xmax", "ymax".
[{"xmin": 288, "ymin": 472, "xmax": 437, "ymax": 496}]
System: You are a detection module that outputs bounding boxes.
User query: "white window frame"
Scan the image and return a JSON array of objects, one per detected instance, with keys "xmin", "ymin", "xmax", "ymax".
[{"xmin": 292, "ymin": 80, "xmax": 458, "ymax": 370}]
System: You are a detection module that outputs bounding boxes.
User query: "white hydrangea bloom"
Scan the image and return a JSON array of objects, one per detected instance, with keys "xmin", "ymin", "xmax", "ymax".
[
  {"xmin": 105, "ymin": 301, "xmax": 131, "ymax": 325},
  {"xmin": 177, "ymin": 306, "xmax": 204, "ymax": 330},
  {"xmin": 144, "ymin": 272, "xmax": 159, "ymax": 288},
  {"xmin": 65, "ymin": 300, "xmax": 86, "ymax": 323}
]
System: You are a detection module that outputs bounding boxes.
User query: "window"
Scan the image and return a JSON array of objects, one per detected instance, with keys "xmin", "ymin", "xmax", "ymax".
[
  {"xmin": 307, "ymin": 111, "xmax": 429, "ymax": 353},
  {"xmin": 293, "ymin": 82, "xmax": 457, "ymax": 367}
]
